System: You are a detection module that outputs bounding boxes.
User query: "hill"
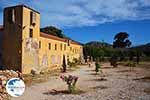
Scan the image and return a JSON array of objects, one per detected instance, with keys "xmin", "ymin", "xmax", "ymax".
[
  {"xmin": 40, "ymin": 26, "xmax": 67, "ymax": 38},
  {"xmin": 131, "ymin": 43, "xmax": 150, "ymax": 50},
  {"xmin": 85, "ymin": 41, "xmax": 112, "ymax": 48},
  {"xmin": 130, "ymin": 43, "xmax": 150, "ymax": 56}
]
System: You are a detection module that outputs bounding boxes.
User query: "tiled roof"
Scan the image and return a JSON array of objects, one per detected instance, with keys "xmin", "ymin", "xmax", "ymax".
[
  {"xmin": 40, "ymin": 32, "xmax": 81, "ymax": 45},
  {"xmin": 40, "ymin": 32, "xmax": 66, "ymax": 42}
]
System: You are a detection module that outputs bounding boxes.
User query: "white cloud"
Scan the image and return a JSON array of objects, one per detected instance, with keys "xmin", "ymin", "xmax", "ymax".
[
  {"xmin": 0, "ymin": 0, "xmax": 150, "ymax": 27},
  {"xmin": 139, "ymin": 0, "xmax": 150, "ymax": 6}
]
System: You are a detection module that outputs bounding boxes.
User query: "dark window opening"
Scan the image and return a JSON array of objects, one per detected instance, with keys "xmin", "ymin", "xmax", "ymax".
[
  {"xmin": 8, "ymin": 9, "xmax": 15, "ymax": 23},
  {"xmin": 30, "ymin": 11, "xmax": 36, "ymax": 26},
  {"xmin": 39, "ymin": 41, "xmax": 41, "ymax": 48},
  {"xmin": 60, "ymin": 44, "xmax": 63, "ymax": 50},
  {"xmin": 67, "ymin": 40, "xmax": 70, "ymax": 46},
  {"xmin": 29, "ymin": 29, "xmax": 33, "ymax": 38},
  {"xmin": 55, "ymin": 44, "xmax": 57, "ymax": 50},
  {"xmin": 64, "ymin": 44, "xmax": 66, "ymax": 50},
  {"xmin": 30, "ymin": 12, "xmax": 33, "ymax": 25},
  {"xmin": 49, "ymin": 43, "xmax": 51, "ymax": 50},
  {"xmin": 70, "ymin": 47, "xmax": 72, "ymax": 51}
]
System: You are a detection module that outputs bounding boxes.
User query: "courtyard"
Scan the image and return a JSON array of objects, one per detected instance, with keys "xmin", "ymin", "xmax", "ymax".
[{"xmin": 11, "ymin": 62, "xmax": 150, "ymax": 100}]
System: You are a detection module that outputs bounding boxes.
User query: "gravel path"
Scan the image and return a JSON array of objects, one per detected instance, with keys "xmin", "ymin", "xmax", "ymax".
[{"xmin": 11, "ymin": 63, "xmax": 150, "ymax": 100}]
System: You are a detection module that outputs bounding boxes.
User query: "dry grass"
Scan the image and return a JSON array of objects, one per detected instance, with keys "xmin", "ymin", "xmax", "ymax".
[
  {"xmin": 23, "ymin": 69, "xmax": 60, "ymax": 86},
  {"xmin": 23, "ymin": 65, "xmax": 82, "ymax": 86}
]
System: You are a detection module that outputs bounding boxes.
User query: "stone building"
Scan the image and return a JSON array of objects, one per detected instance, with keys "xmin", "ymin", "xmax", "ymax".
[{"xmin": 0, "ymin": 5, "xmax": 83, "ymax": 74}]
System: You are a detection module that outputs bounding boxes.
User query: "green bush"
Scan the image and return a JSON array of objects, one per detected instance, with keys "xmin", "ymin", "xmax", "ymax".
[
  {"xmin": 95, "ymin": 62, "xmax": 100, "ymax": 74},
  {"xmin": 125, "ymin": 61, "xmax": 136, "ymax": 67},
  {"xmin": 68, "ymin": 58, "xmax": 81, "ymax": 67},
  {"xmin": 68, "ymin": 61, "xmax": 76, "ymax": 67},
  {"xmin": 60, "ymin": 75, "xmax": 78, "ymax": 93},
  {"xmin": 110, "ymin": 56, "xmax": 118, "ymax": 67}
]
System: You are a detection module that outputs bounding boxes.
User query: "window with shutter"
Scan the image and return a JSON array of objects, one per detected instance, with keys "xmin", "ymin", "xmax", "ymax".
[
  {"xmin": 8, "ymin": 9, "xmax": 15, "ymax": 23},
  {"xmin": 30, "ymin": 11, "xmax": 36, "ymax": 26},
  {"xmin": 32, "ymin": 12, "xmax": 36, "ymax": 24}
]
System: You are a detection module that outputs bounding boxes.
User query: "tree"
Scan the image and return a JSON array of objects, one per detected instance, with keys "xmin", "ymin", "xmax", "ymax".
[
  {"xmin": 113, "ymin": 32, "xmax": 131, "ymax": 48},
  {"xmin": 111, "ymin": 32, "xmax": 132, "ymax": 67},
  {"xmin": 62, "ymin": 55, "xmax": 67, "ymax": 72},
  {"xmin": 40, "ymin": 26, "xmax": 66, "ymax": 38}
]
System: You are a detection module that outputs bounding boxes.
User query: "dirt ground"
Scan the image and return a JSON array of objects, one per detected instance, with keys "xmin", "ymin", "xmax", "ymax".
[{"xmin": 11, "ymin": 62, "xmax": 150, "ymax": 100}]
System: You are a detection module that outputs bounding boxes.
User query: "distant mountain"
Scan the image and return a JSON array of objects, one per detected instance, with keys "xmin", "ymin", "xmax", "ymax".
[
  {"xmin": 85, "ymin": 41, "xmax": 112, "ymax": 48},
  {"xmin": 131, "ymin": 43, "xmax": 150, "ymax": 51}
]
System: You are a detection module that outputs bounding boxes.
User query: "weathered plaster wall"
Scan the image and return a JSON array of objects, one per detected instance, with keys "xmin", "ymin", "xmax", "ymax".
[
  {"xmin": 39, "ymin": 36, "xmax": 83, "ymax": 72},
  {"xmin": 21, "ymin": 7, "xmax": 40, "ymax": 74},
  {"xmin": 2, "ymin": 6, "xmax": 22, "ymax": 71},
  {"xmin": 39, "ymin": 36, "xmax": 68, "ymax": 71},
  {"xmin": 22, "ymin": 38, "xmax": 39, "ymax": 73},
  {"xmin": 2, "ymin": 5, "xmax": 83, "ymax": 74}
]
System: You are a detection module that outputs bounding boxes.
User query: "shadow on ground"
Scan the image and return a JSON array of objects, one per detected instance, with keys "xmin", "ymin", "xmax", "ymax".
[
  {"xmin": 133, "ymin": 76, "xmax": 150, "ymax": 82},
  {"xmin": 101, "ymin": 67, "xmax": 115, "ymax": 69},
  {"xmin": 43, "ymin": 89, "xmax": 85, "ymax": 95},
  {"xmin": 92, "ymin": 78, "xmax": 108, "ymax": 81},
  {"xmin": 116, "ymin": 69, "xmax": 136, "ymax": 73},
  {"xmin": 144, "ymin": 87, "xmax": 150, "ymax": 94},
  {"xmin": 43, "ymin": 89, "xmax": 69, "ymax": 95},
  {"xmin": 91, "ymin": 85, "xmax": 108, "ymax": 90}
]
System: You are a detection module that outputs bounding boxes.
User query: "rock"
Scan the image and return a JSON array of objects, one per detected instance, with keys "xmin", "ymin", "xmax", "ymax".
[
  {"xmin": 10, "ymin": 70, "xmax": 18, "ymax": 77},
  {"xmin": 0, "ymin": 70, "xmax": 22, "ymax": 99},
  {"xmin": 40, "ymin": 71, "xmax": 44, "ymax": 74},
  {"xmin": 31, "ymin": 69, "xmax": 40, "ymax": 75}
]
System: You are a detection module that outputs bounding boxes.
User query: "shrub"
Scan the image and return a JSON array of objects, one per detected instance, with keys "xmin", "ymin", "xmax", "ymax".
[
  {"xmin": 68, "ymin": 58, "xmax": 80, "ymax": 67},
  {"xmin": 68, "ymin": 61, "xmax": 76, "ymax": 67},
  {"xmin": 125, "ymin": 61, "xmax": 136, "ymax": 67},
  {"xmin": 110, "ymin": 56, "xmax": 118, "ymax": 67},
  {"xmin": 60, "ymin": 75, "xmax": 78, "ymax": 93},
  {"xmin": 95, "ymin": 62, "xmax": 100, "ymax": 74},
  {"xmin": 73, "ymin": 58, "xmax": 78, "ymax": 64}
]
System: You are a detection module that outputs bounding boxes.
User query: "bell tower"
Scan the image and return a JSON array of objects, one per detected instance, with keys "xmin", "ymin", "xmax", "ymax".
[
  {"xmin": 3, "ymin": 5, "xmax": 23, "ymax": 71},
  {"xmin": 2, "ymin": 5, "xmax": 40, "ymax": 73},
  {"xmin": 21, "ymin": 5, "xmax": 40, "ymax": 74}
]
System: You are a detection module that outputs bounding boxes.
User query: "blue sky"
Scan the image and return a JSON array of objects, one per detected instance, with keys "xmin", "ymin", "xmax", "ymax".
[{"xmin": 0, "ymin": 0, "xmax": 150, "ymax": 45}]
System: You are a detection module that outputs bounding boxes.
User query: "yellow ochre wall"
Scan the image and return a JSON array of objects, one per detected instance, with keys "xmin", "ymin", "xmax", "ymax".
[
  {"xmin": 39, "ymin": 36, "xmax": 82, "ymax": 72},
  {"xmin": 21, "ymin": 6, "xmax": 40, "ymax": 74},
  {"xmin": 2, "ymin": 5, "xmax": 83, "ymax": 74}
]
